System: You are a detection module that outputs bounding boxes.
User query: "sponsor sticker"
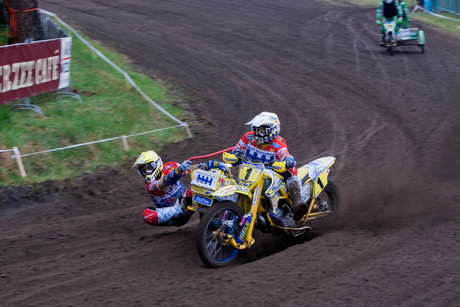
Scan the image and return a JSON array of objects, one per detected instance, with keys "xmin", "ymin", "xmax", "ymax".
[
  {"xmin": 193, "ymin": 194, "xmax": 213, "ymax": 207},
  {"xmin": 191, "ymin": 170, "xmax": 218, "ymax": 190}
]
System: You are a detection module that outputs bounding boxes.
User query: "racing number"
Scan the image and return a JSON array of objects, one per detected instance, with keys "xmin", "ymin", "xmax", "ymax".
[{"xmin": 244, "ymin": 168, "xmax": 253, "ymax": 180}]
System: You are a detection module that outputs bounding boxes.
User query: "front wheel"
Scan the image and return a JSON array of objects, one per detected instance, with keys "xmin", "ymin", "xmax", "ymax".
[
  {"xmin": 388, "ymin": 33, "xmax": 394, "ymax": 56},
  {"xmin": 196, "ymin": 201, "xmax": 245, "ymax": 268}
]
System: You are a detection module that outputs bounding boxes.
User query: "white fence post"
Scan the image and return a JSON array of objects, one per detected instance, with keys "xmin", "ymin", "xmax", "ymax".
[{"xmin": 12, "ymin": 147, "xmax": 27, "ymax": 178}]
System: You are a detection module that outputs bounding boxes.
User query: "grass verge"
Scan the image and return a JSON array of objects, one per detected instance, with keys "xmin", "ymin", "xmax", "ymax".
[
  {"xmin": 346, "ymin": 0, "xmax": 460, "ymax": 38},
  {"xmin": 0, "ymin": 23, "xmax": 189, "ymax": 186}
]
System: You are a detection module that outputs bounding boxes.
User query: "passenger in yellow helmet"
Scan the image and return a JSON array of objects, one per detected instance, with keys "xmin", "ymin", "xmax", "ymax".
[{"xmin": 133, "ymin": 150, "xmax": 229, "ymax": 227}]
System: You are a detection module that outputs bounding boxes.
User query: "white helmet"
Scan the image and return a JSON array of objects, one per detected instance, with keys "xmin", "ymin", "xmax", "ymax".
[
  {"xmin": 384, "ymin": 0, "xmax": 394, "ymax": 3},
  {"xmin": 245, "ymin": 112, "xmax": 280, "ymax": 145}
]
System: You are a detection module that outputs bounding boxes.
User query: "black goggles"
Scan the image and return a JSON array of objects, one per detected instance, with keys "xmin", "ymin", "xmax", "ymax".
[
  {"xmin": 139, "ymin": 162, "xmax": 155, "ymax": 176},
  {"xmin": 253, "ymin": 126, "xmax": 270, "ymax": 136}
]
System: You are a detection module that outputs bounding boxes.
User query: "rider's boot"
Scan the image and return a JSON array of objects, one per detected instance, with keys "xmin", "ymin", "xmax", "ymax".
[
  {"xmin": 180, "ymin": 196, "xmax": 194, "ymax": 214},
  {"xmin": 287, "ymin": 176, "xmax": 308, "ymax": 221}
]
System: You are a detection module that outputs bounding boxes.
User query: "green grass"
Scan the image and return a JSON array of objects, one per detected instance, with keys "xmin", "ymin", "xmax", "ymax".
[
  {"xmin": 0, "ymin": 24, "xmax": 189, "ymax": 186},
  {"xmin": 0, "ymin": 25, "xmax": 8, "ymax": 45},
  {"xmin": 347, "ymin": 0, "xmax": 460, "ymax": 38}
]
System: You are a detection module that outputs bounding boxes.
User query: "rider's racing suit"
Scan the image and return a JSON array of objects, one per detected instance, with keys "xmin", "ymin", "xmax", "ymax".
[
  {"xmin": 232, "ymin": 131, "xmax": 306, "ymax": 224},
  {"xmin": 399, "ymin": 0, "xmax": 410, "ymax": 29},
  {"xmin": 376, "ymin": 0, "xmax": 403, "ymax": 39},
  {"xmin": 233, "ymin": 131, "xmax": 298, "ymax": 178},
  {"xmin": 142, "ymin": 160, "xmax": 227, "ymax": 226}
]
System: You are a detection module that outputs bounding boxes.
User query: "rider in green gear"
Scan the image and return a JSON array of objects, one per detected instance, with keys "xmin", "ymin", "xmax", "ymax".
[
  {"xmin": 376, "ymin": 0, "xmax": 403, "ymax": 44},
  {"xmin": 398, "ymin": 0, "xmax": 410, "ymax": 29}
]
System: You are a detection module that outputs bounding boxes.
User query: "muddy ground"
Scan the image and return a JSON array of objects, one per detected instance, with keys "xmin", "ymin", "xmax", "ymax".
[{"xmin": 1, "ymin": 0, "xmax": 460, "ymax": 306}]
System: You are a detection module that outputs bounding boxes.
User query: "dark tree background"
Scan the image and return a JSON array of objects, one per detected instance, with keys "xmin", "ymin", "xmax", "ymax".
[
  {"xmin": 6, "ymin": 0, "xmax": 43, "ymax": 43},
  {"xmin": 0, "ymin": 1, "xmax": 9, "ymax": 25}
]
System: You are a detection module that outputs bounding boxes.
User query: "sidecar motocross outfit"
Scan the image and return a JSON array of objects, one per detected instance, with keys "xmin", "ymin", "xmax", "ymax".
[{"xmin": 233, "ymin": 131, "xmax": 307, "ymax": 221}]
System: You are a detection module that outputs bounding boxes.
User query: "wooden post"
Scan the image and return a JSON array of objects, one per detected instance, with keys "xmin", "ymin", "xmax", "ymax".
[
  {"xmin": 12, "ymin": 147, "xmax": 27, "ymax": 178},
  {"xmin": 183, "ymin": 123, "xmax": 192, "ymax": 138},
  {"xmin": 122, "ymin": 135, "xmax": 129, "ymax": 150}
]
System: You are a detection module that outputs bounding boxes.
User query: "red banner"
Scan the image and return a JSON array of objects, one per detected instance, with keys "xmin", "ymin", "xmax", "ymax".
[{"xmin": 0, "ymin": 37, "xmax": 71, "ymax": 105}]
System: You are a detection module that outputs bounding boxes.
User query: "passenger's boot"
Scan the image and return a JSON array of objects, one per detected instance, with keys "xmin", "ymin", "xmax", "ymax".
[
  {"xmin": 180, "ymin": 196, "xmax": 194, "ymax": 214},
  {"xmin": 287, "ymin": 176, "xmax": 308, "ymax": 221}
]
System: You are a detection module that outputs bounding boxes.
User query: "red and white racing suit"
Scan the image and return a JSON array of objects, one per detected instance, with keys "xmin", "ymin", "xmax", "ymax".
[
  {"xmin": 142, "ymin": 160, "xmax": 228, "ymax": 226},
  {"xmin": 234, "ymin": 131, "xmax": 298, "ymax": 178},
  {"xmin": 142, "ymin": 162, "xmax": 192, "ymax": 226}
]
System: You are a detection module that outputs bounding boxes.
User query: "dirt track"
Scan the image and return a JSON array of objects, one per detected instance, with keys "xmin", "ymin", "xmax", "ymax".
[{"xmin": 2, "ymin": 0, "xmax": 460, "ymax": 306}]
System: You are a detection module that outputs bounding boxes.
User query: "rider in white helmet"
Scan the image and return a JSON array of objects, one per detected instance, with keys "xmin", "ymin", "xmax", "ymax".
[
  {"xmin": 232, "ymin": 112, "xmax": 308, "ymax": 223},
  {"xmin": 133, "ymin": 150, "xmax": 229, "ymax": 227}
]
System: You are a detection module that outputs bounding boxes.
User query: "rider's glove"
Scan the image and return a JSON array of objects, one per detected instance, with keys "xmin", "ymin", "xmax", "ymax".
[
  {"xmin": 230, "ymin": 149, "xmax": 244, "ymax": 166},
  {"xmin": 285, "ymin": 156, "xmax": 296, "ymax": 169},
  {"xmin": 176, "ymin": 160, "xmax": 192, "ymax": 174},
  {"xmin": 397, "ymin": 18, "xmax": 403, "ymax": 24},
  {"xmin": 231, "ymin": 149, "xmax": 244, "ymax": 160},
  {"xmin": 376, "ymin": 20, "xmax": 382, "ymax": 26}
]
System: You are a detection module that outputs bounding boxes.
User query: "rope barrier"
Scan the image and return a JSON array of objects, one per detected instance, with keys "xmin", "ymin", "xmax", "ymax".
[
  {"xmin": 10, "ymin": 125, "xmax": 184, "ymax": 158},
  {"xmin": 39, "ymin": 9, "xmax": 192, "ymax": 137},
  {"xmin": 2, "ymin": 9, "xmax": 194, "ymax": 177},
  {"xmin": 188, "ymin": 147, "xmax": 234, "ymax": 161},
  {"xmin": 413, "ymin": 5, "xmax": 460, "ymax": 22}
]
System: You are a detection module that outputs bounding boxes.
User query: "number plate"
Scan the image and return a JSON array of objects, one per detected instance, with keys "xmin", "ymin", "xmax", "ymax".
[
  {"xmin": 191, "ymin": 170, "xmax": 219, "ymax": 190},
  {"xmin": 384, "ymin": 23, "xmax": 395, "ymax": 30},
  {"xmin": 193, "ymin": 194, "xmax": 213, "ymax": 207}
]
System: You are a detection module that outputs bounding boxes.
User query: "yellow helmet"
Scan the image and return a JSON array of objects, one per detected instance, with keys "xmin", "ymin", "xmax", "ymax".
[{"xmin": 132, "ymin": 150, "xmax": 163, "ymax": 183}]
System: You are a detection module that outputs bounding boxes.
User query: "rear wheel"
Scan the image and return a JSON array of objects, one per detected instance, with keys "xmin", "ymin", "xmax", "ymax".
[
  {"xmin": 307, "ymin": 181, "xmax": 339, "ymax": 230},
  {"xmin": 196, "ymin": 201, "xmax": 245, "ymax": 268},
  {"xmin": 420, "ymin": 44, "xmax": 425, "ymax": 54}
]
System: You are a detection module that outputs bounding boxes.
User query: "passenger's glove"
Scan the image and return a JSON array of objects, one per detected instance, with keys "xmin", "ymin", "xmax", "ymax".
[
  {"xmin": 285, "ymin": 156, "xmax": 296, "ymax": 169},
  {"xmin": 217, "ymin": 161, "xmax": 229, "ymax": 174},
  {"xmin": 397, "ymin": 18, "xmax": 403, "ymax": 24},
  {"xmin": 176, "ymin": 160, "xmax": 192, "ymax": 174}
]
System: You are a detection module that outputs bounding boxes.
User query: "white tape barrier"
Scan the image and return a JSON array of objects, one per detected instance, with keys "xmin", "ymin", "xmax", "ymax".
[
  {"xmin": 413, "ymin": 5, "xmax": 460, "ymax": 25},
  {"xmin": 39, "ymin": 9, "xmax": 192, "ymax": 137},
  {"xmin": 5, "ymin": 126, "xmax": 183, "ymax": 178},
  {"xmin": 11, "ymin": 125, "xmax": 183, "ymax": 159},
  {"xmin": 4, "ymin": 10, "xmax": 195, "ymax": 178}
]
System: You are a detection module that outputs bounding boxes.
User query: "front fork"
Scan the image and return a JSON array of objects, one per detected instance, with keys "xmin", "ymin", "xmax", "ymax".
[
  {"xmin": 385, "ymin": 29, "xmax": 396, "ymax": 46},
  {"xmin": 225, "ymin": 185, "xmax": 263, "ymax": 250}
]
